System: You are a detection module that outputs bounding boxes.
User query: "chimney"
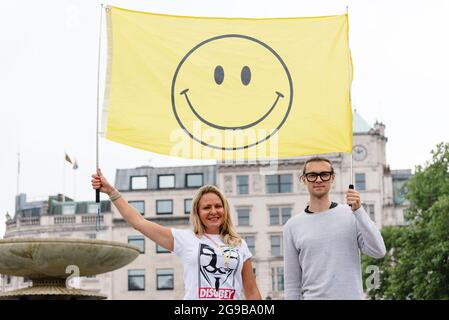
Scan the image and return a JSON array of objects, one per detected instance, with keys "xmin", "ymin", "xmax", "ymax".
[{"xmin": 374, "ymin": 121, "xmax": 386, "ymax": 137}]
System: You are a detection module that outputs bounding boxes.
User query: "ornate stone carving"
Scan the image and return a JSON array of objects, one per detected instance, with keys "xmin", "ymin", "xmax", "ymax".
[
  {"xmin": 224, "ymin": 175, "xmax": 233, "ymax": 193},
  {"xmin": 252, "ymin": 174, "xmax": 262, "ymax": 193}
]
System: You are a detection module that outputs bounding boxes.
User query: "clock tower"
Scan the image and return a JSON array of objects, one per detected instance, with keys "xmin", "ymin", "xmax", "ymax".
[{"xmin": 340, "ymin": 110, "xmax": 406, "ymax": 227}]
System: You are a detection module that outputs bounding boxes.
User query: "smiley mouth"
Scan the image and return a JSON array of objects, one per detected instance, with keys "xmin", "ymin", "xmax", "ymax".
[{"xmin": 180, "ymin": 89, "xmax": 284, "ymax": 130}]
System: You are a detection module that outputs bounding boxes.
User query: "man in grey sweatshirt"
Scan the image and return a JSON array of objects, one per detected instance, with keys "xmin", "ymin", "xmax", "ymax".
[{"xmin": 283, "ymin": 157, "xmax": 386, "ymax": 300}]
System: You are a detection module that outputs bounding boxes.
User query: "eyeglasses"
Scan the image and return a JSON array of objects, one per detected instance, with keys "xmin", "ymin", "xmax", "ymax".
[{"xmin": 303, "ymin": 171, "xmax": 333, "ymax": 182}]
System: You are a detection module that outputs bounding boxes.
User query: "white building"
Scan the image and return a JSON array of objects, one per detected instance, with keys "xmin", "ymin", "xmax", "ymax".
[{"xmin": 1, "ymin": 112, "xmax": 412, "ymax": 299}]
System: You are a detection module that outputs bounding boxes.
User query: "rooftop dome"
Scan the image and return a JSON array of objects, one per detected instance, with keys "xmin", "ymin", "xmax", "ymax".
[{"xmin": 353, "ymin": 109, "xmax": 372, "ymax": 133}]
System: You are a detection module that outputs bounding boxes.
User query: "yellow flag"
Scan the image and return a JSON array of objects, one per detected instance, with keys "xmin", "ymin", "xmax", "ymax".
[{"xmin": 103, "ymin": 6, "xmax": 353, "ymax": 160}]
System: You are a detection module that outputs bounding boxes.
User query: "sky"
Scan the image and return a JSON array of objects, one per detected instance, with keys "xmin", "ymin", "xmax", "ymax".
[{"xmin": 1, "ymin": 0, "xmax": 448, "ymax": 238}]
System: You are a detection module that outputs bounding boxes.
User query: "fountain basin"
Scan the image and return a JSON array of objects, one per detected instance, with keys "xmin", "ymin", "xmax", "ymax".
[{"xmin": 0, "ymin": 238, "xmax": 140, "ymax": 299}]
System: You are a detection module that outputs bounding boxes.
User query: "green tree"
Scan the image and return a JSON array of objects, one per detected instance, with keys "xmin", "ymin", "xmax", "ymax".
[{"xmin": 362, "ymin": 142, "xmax": 449, "ymax": 299}]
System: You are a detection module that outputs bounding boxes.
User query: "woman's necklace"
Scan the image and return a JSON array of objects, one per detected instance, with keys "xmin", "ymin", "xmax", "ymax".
[{"xmin": 203, "ymin": 233, "xmax": 231, "ymax": 269}]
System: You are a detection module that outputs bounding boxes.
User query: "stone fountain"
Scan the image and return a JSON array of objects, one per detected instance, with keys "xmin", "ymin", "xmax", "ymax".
[{"xmin": 0, "ymin": 238, "xmax": 140, "ymax": 300}]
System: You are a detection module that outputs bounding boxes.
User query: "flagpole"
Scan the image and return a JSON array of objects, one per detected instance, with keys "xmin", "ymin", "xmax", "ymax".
[
  {"xmin": 16, "ymin": 122, "xmax": 21, "ymax": 196},
  {"xmin": 73, "ymin": 164, "xmax": 77, "ymax": 201},
  {"xmin": 62, "ymin": 152, "xmax": 66, "ymax": 203},
  {"xmin": 346, "ymin": 6, "xmax": 354, "ymax": 190},
  {"xmin": 16, "ymin": 151, "xmax": 20, "ymax": 195},
  {"xmin": 95, "ymin": 3, "xmax": 105, "ymax": 231}
]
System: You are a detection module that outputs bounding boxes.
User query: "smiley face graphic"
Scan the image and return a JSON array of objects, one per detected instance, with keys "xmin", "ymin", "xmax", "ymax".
[{"xmin": 171, "ymin": 34, "xmax": 293, "ymax": 150}]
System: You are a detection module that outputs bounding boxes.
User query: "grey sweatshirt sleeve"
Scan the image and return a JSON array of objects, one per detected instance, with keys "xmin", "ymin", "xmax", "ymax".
[
  {"xmin": 283, "ymin": 222, "xmax": 302, "ymax": 299},
  {"xmin": 354, "ymin": 206, "xmax": 387, "ymax": 259}
]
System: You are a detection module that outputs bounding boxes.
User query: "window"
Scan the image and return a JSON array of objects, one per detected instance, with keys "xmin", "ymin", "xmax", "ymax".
[
  {"xmin": 184, "ymin": 199, "xmax": 192, "ymax": 214},
  {"xmin": 277, "ymin": 267, "xmax": 284, "ymax": 291},
  {"xmin": 6, "ymin": 275, "xmax": 11, "ymax": 285},
  {"xmin": 355, "ymin": 173, "xmax": 366, "ymax": 191},
  {"xmin": 62, "ymin": 204, "xmax": 76, "ymax": 215},
  {"xmin": 128, "ymin": 235, "xmax": 145, "ymax": 254},
  {"xmin": 156, "ymin": 244, "xmax": 170, "ymax": 254},
  {"xmin": 158, "ymin": 175, "xmax": 175, "ymax": 189},
  {"xmin": 129, "ymin": 201, "xmax": 145, "ymax": 215},
  {"xmin": 393, "ymin": 180, "xmax": 409, "ymax": 205},
  {"xmin": 157, "ymin": 268, "xmax": 174, "ymax": 290},
  {"xmin": 266, "ymin": 174, "xmax": 292, "ymax": 193},
  {"xmin": 128, "ymin": 269, "xmax": 145, "ymax": 291},
  {"xmin": 280, "ymin": 175, "xmax": 293, "ymax": 193},
  {"xmin": 237, "ymin": 208, "xmax": 250, "ymax": 226},
  {"xmin": 87, "ymin": 203, "xmax": 99, "ymax": 214},
  {"xmin": 22, "ymin": 209, "xmax": 34, "ymax": 217},
  {"xmin": 281, "ymin": 208, "xmax": 292, "ymax": 224},
  {"xmin": 131, "ymin": 176, "xmax": 147, "ymax": 190},
  {"xmin": 86, "ymin": 233, "xmax": 96, "ymax": 240},
  {"xmin": 266, "ymin": 175, "xmax": 278, "ymax": 193},
  {"xmin": 269, "ymin": 208, "xmax": 279, "ymax": 225},
  {"xmin": 236, "ymin": 175, "xmax": 249, "ymax": 194},
  {"xmin": 269, "ymin": 207, "xmax": 292, "ymax": 225},
  {"xmin": 271, "ymin": 267, "xmax": 284, "ymax": 291},
  {"xmin": 271, "ymin": 235, "xmax": 282, "ymax": 257},
  {"xmin": 363, "ymin": 203, "xmax": 375, "ymax": 221},
  {"xmin": 156, "ymin": 200, "xmax": 173, "ymax": 215},
  {"xmin": 244, "ymin": 235, "xmax": 256, "ymax": 256},
  {"xmin": 186, "ymin": 173, "xmax": 203, "ymax": 187}
]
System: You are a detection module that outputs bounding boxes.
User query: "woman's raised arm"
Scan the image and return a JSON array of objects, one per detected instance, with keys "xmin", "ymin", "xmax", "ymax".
[{"xmin": 92, "ymin": 169, "xmax": 174, "ymax": 251}]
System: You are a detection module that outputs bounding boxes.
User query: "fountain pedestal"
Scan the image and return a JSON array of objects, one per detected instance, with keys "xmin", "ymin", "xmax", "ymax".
[{"xmin": 0, "ymin": 238, "xmax": 140, "ymax": 300}]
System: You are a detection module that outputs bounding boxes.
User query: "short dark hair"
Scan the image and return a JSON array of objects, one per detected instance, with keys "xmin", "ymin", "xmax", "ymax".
[{"xmin": 302, "ymin": 157, "xmax": 335, "ymax": 175}]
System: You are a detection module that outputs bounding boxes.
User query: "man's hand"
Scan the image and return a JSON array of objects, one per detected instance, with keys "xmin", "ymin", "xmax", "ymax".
[{"xmin": 346, "ymin": 188, "xmax": 361, "ymax": 212}]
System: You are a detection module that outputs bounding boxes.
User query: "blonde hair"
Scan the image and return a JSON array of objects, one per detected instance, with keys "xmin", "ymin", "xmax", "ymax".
[{"xmin": 190, "ymin": 185, "xmax": 242, "ymax": 247}]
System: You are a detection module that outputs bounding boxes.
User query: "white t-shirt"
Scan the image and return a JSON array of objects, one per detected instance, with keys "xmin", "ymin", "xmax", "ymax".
[{"xmin": 171, "ymin": 228, "xmax": 252, "ymax": 300}]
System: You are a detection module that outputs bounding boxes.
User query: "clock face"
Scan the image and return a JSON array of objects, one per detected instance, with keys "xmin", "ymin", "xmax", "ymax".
[{"xmin": 353, "ymin": 145, "xmax": 367, "ymax": 161}]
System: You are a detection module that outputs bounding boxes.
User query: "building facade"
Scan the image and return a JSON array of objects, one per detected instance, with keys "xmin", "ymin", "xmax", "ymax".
[{"xmin": 2, "ymin": 113, "xmax": 412, "ymax": 299}]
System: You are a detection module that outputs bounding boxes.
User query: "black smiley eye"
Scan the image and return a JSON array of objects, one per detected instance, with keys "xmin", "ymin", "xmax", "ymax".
[
  {"xmin": 214, "ymin": 65, "xmax": 224, "ymax": 85},
  {"xmin": 241, "ymin": 66, "xmax": 251, "ymax": 86}
]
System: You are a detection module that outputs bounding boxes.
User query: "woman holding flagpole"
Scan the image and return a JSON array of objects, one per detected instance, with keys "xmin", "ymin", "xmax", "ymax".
[{"xmin": 91, "ymin": 169, "xmax": 261, "ymax": 300}]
